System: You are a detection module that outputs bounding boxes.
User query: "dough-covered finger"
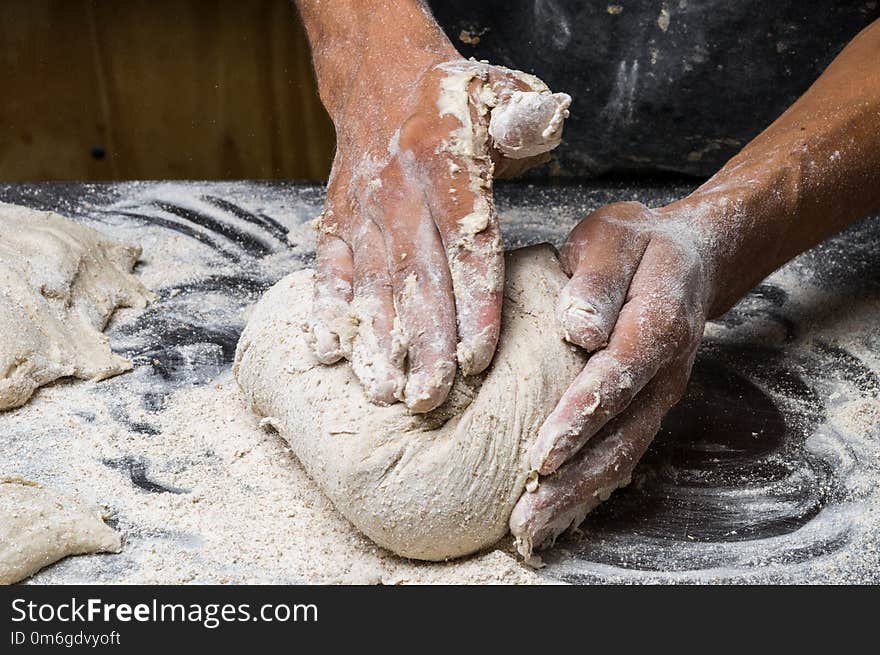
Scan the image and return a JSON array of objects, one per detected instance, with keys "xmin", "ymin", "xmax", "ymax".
[
  {"xmin": 377, "ymin": 166, "xmax": 458, "ymax": 413},
  {"xmin": 424, "ymin": 70, "xmax": 504, "ymax": 376},
  {"xmin": 426, "ymin": 154, "xmax": 504, "ymax": 378},
  {"xmin": 349, "ymin": 220, "xmax": 406, "ymax": 404},
  {"xmin": 311, "ymin": 222, "xmax": 354, "ymax": 364},
  {"xmin": 418, "ymin": 62, "xmax": 572, "ymax": 376},
  {"xmin": 511, "ymin": 372, "xmax": 676, "ymax": 557}
]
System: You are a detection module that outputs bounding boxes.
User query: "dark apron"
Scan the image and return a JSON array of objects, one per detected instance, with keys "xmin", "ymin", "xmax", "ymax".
[{"xmin": 432, "ymin": 1, "xmax": 879, "ymax": 178}]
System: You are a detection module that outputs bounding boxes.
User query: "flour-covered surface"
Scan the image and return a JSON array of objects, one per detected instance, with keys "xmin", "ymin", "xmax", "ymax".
[{"xmin": 0, "ymin": 181, "xmax": 876, "ymax": 584}]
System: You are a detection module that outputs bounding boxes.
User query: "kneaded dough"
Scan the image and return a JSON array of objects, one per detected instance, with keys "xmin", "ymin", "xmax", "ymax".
[
  {"xmin": 234, "ymin": 245, "xmax": 586, "ymax": 560},
  {"xmin": 0, "ymin": 202, "xmax": 153, "ymax": 411},
  {"xmin": 0, "ymin": 478, "xmax": 122, "ymax": 584}
]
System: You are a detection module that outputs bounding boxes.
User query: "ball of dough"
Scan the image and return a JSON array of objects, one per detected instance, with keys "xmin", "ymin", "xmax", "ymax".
[
  {"xmin": 234, "ymin": 245, "xmax": 585, "ymax": 560},
  {"xmin": 489, "ymin": 91, "xmax": 572, "ymax": 159}
]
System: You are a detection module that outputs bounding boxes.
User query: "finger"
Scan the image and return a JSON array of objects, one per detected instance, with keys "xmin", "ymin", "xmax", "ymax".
[
  {"xmin": 556, "ymin": 207, "xmax": 650, "ymax": 352},
  {"xmin": 531, "ymin": 241, "xmax": 697, "ymax": 475},
  {"xmin": 311, "ymin": 211, "xmax": 354, "ymax": 364},
  {"xmin": 511, "ymin": 370, "xmax": 684, "ymax": 556},
  {"xmin": 422, "ymin": 93, "xmax": 504, "ymax": 377},
  {"xmin": 348, "ymin": 218, "xmax": 406, "ymax": 405},
  {"xmin": 428, "ymin": 164, "xmax": 504, "ymax": 378},
  {"xmin": 376, "ymin": 163, "xmax": 458, "ymax": 413}
]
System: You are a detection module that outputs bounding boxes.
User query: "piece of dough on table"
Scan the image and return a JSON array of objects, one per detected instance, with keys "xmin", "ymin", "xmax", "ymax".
[
  {"xmin": 0, "ymin": 477, "xmax": 122, "ymax": 585},
  {"xmin": 0, "ymin": 202, "xmax": 153, "ymax": 411},
  {"xmin": 234, "ymin": 245, "xmax": 586, "ymax": 560}
]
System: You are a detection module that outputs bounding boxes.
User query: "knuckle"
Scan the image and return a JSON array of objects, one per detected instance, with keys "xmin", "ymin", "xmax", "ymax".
[
  {"xmin": 391, "ymin": 254, "xmax": 418, "ymax": 278},
  {"xmin": 369, "ymin": 171, "xmax": 405, "ymax": 207},
  {"xmin": 590, "ymin": 201, "xmax": 651, "ymax": 225},
  {"xmin": 353, "ymin": 269, "xmax": 391, "ymax": 298},
  {"xmin": 670, "ymin": 308, "xmax": 694, "ymax": 340},
  {"xmin": 668, "ymin": 318, "xmax": 696, "ymax": 355},
  {"xmin": 397, "ymin": 114, "xmax": 436, "ymax": 156},
  {"xmin": 651, "ymin": 296, "xmax": 701, "ymax": 352}
]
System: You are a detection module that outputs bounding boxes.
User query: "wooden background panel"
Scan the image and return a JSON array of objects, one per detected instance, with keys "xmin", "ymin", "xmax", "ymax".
[{"xmin": 0, "ymin": 0, "xmax": 335, "ymax": 182}]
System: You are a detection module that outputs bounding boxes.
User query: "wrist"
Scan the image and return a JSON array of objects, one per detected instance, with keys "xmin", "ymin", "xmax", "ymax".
[
  {"xmin": 660, "ymin": 173, "xmax": 793, "ymax": 318},
  {"xmin": 298, "ymin": 1, "xmax": 459, "ymax": 123},
  {"xmin": 319, "ymin": 46, "xmax": 456, "ymax": 125}
]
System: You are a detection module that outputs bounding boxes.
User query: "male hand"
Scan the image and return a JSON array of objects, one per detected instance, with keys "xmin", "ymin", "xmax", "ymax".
[
  {"xmin": 511, "ymin": 201, "xmax": 713, "ymax": 554},
  {"xmin": 312, "ymin": 59, "xmax": 570, "ymax": 412}
]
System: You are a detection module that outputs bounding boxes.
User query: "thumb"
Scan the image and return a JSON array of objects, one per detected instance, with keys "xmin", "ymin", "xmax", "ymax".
[{"xmin": 556, "ymin": 211, "xmax": 649, "ymax": 352}]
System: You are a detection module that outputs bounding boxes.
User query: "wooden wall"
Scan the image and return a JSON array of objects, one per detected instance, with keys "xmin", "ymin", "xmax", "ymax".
[{"xmin": 0, "ymin": 0, "xmax": 335, "ymax": 182}]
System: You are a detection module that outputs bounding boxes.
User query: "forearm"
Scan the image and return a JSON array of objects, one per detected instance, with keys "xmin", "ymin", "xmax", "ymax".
[
  {"xmin": 294, "ymin": 0, "xmax": 458, "ymax": 121},
  {"xmin": 668, "ymin": 19, "xmax": 880, "ymax": 316}
]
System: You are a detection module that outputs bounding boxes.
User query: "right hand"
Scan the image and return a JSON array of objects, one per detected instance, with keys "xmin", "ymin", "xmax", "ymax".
[{"xmin": 311, "ymin": 59, "xmax": 570, "ymax": 412}]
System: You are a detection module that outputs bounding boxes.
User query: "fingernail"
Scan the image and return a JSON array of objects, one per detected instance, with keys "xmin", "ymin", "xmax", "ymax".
[
  {"xmin": 456, "ymin": 326, "xmax": 497, "ymax": 377},
  {"xmin": 509, "ymin": 494, "xmax": 565, "ymax": 556},
  {"xmin": 529, "ymin": 419, "xmax": 566, "ymax": 474},
  {"xmin": 525, "ymin": 470, "xmax": 539, "ymax": 493},
  {"xmin": 312, "ymin": 321, "xmax": 343, "ymax": 364},
  {"xmin": 404, "ymin": 361, "xmax": 456, "ymax": 413},
  {"xmin": 559, "ymin": 305, "xmax": 607, "ymax": 351}
]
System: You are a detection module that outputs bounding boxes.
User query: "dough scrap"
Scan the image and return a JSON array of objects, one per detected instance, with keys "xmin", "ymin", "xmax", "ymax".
[
  {"xmin": 234, "ymin": 245, "xmax": 585, "ymax": 560},
  {"xmin": 0, "ymin": 202, "xmax": 154, "ymax": 411},
  {"xmin": 0, "ymin": 478, "xmax": 122, "ymax": 585}
]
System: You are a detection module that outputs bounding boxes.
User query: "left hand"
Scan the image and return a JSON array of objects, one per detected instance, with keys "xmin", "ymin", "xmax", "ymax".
[{"xmin": 510, "ymin": 200, "xmax": 714, "ymax": 555}]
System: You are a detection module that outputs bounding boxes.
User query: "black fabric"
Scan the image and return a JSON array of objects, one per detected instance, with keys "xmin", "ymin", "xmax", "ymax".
[{"xmin": 431, "ymin": 1, "xmax": 879, "ymax": 178}]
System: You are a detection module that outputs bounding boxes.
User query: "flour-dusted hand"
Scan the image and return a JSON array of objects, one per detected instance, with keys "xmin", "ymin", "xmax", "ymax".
[
  {"xmin": 297, "ymin": 0, "xmax": 570, "ymax": 412},
  {"xmin": 314, "ymin": 61, "xmax": 569, "ymax": 412},
  {"xmin": 532, "ymin": 202, "xmax": 708, "ymax": 474},
  {"xmin": 510, "ymin": 201, "xmax": 712, "ymax": 554},
  {"xmin": 509, "ymin": 18, "xmax": 880, "ymax": 555}
]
